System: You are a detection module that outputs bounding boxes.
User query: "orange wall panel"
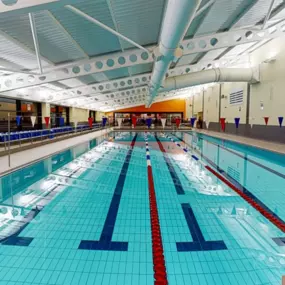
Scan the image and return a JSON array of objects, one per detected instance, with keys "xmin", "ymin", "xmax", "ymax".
[{"xmin": 107, "ymin": 99, "xmax": 186, "ymax": 117}]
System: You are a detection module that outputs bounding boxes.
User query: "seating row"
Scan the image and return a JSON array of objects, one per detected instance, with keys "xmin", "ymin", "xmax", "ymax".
[{"xmin": 0, "ymin": 124, "xmax": 101, "ymax": 142}]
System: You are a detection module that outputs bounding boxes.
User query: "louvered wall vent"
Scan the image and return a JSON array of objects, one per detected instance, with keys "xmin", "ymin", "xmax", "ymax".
[{"xmin": 229, "ymin": 89, "xmax": 243, "ymax": 105}]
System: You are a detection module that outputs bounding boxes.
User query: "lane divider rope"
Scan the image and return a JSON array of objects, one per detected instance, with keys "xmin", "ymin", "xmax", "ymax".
[
  {"xmin": 162, "ymin": 132, "xmax": 285, "ymax": 233},
  {"xmin": 144, "ymin": 132, "xmax": 168, "ymax": 285}
]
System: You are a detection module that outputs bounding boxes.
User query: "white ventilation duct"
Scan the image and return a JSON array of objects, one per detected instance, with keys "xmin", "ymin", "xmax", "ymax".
[
  {"xmin": 147, "ymin": 0, "xmax": 202, "ymax": 107},
  {"xmin": 159, "ymin": 67, "xmax": 260, "ymax": 93}
]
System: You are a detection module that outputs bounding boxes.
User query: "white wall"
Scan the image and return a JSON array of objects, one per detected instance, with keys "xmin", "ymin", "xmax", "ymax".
[
  {"xmin": 41, "ymin": 103, "xmax": 50, "ymax": 123},
  {"xmin": 96, "ymin": 111, "xmax": 105, "ymax": 121},
  {"xmin": 220, "ymin": 82, "xmax": 248, "ymax": 124},
  {"xmin": 193, "ymin": 91, "xmax": 203, "ymax": 115},
  {"xmin": 185, "ymin": 97, "xmax": 193, "ymax": 119},
  {"xmin": 185, "ymin": 37, "xmax": 285, "ymax": 128},
  {"xmin": 70, "ymin": 107, "xmax": 89, "ymax": 123},
  {"xmin": 204, "ymin": 84, "xmax": 220, "ymax": 123},
  {"xmin": 201, "ymin": 81, "xmax": 248, "ymax": 124},
  {"xmin": 249, "ymin": 37, "xmax": 285, "ymax": 126}
]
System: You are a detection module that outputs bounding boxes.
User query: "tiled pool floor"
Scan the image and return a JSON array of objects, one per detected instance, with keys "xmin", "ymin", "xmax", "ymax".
[{"xmin": 0, "ymin": 131, "xmax": 284, "ymax": 285}]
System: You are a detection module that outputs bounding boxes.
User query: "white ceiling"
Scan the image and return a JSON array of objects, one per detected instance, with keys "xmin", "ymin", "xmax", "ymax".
[{"xmin": 0, "ymin": 0, "xmax": 285, "ymax": 111}]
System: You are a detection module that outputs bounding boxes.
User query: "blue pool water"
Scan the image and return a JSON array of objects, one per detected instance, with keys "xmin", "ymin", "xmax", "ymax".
[{"xmin": 0, "ymin": 131, "xmax": 284, "ymax": 285}]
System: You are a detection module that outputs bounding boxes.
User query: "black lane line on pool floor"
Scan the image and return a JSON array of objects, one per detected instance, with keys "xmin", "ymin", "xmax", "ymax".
[
  {"xmin": 154, "ymin": 134, "xmax": 227, "ymax": 252},
  {"xmin": 79, "ymin": 133, "xmax": 138, "ymax": 251}
]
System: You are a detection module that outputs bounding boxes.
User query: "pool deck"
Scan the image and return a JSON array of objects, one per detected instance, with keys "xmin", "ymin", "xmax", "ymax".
[
  {"xmin": 0, "ymin": 128, "xmax": 111, "ymax": 175},
  {"xmin": 0, "ymin": 127, "xmax": 284, "ymax": 175},
  {"xmin": 195, "ymin": 129, "xmax": 285, "ymax": 155}
]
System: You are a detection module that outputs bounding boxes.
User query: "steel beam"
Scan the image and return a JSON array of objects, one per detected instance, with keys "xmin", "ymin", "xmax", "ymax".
[
  {"xmin": 29, "ymin": 13, "xmax": 43, "ymax": 74},
  {"xmin": 180, "ymin": 20, "xmax": 285, "ymax": 56},
  {"xmin": 51, "ymin": 74, "xmax": 151, "ymax": 102},
  {"xmin": 262, "ymin": 0, "xmax": 275, "ymax": 29},
  {"xmin": 0, "ymin": 48, "xmax": 153, "ymax": 92},
  {"xmin": 0, "ymin": 22, "xmax": 283, "ymax": 92},
  {"xmin": 46, "ymin": 55, "xmax": 248, "ymax": 102},
  {"xmin": 0, "ymin": 54, "xmax": 248, "ymax": 105},
  {"xmin": 93, "ymin": 91, "xmax": 187, "ymax": 112},
  {"xmin": 194, "ymin": 0, "xmax": 215, "ymax": 18}
]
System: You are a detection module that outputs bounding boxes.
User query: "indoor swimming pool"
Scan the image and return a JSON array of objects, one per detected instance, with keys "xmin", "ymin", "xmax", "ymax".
[{"xmin": 0, "ymin": 131, "xmax": 284, "ymax": 285}]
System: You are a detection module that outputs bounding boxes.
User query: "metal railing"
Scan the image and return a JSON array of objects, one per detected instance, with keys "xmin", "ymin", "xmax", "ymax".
[{"xmin": 1, "ymin": 113, "xmax": 106, "ymax": 167}]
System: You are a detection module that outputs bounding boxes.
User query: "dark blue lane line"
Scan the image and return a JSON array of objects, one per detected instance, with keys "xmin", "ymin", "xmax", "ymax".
[
  {"xmin": 154, "ymin": 134, "xmax": 185, "ymax": 195},
  {"xmin": 182, "ymin": 131, "xmax": 285, "ymax": 180},
  {"xmin": 192, "ymin": 155, "xmax": 199, "ymax": 161},
  {"xmin": 200, "ymin": 148, "xmax": 285, "ymax": 223},
  {"xmin": 155, "ymin": 134, "xmax": 227, "ymax": 252},
  {"xmin": 79, "ymin": 133, "xmax": 138, "ymax": 251},
  {"xmin": 173, "ymin": 132, "xmax": 285, "ymax": 243},
  {"xmin": 193, "ymin": 145, "xmax": 285, "ymax": 241},
  {"xmin": 272, "ymin": 237, "xmax": 285, "ymax": 246},
  {"xmin": 0, "ymin": 206, "xmax": 42, "ymax": 246},
  {"xmin": 0, "ymin": 183, "xmax": 60, "ymax": 246},
  {"xmin": 173, "ymin": 132, "xmax": 285, "ymax": 221},
  {"xmin": 176, "ymin": 204, "xmax": 227, "ymax": 252}
]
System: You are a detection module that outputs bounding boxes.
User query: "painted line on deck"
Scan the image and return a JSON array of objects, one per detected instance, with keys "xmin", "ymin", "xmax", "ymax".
[{"xmin": 144, "ymin": 132, "xmax": 168, "ymax": 285}]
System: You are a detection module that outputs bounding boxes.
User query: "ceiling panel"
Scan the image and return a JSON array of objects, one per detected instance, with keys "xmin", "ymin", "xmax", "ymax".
[
  {"xmin": 51, "ymin": 0, "xmax": 122, "ymax": 56},
  {"xmin": 195, "ymin": 0, "xmax": 254, "ymax": 35},
  {"xmin": 0, "ymin": 32, "xmax": 50, "ymax": 70},
  {"xmin": 0, "ymin": 10, "xmax": 85, "ymax": 64},
  {"xmin": 109, "ymin": 0, "xmax": 165, "ymax": 50},
  {"xmin": 104, "ymin": 67, "xmax": 130, "ymax": 80},
  {"xmin": 233, "ymin": 0, "xmax": 284, "ymax": 29}
]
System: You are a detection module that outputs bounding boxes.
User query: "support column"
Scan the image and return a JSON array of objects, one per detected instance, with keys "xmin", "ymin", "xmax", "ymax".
[
  {"xmin": 66, "ymin": 107, "xmax": 70, "ymax": 126},
  {"xmin": 42, "ymin": 103, "xmax": 50, "ymax": 128},
  {"xmin": 192, "ymin": 96, "xmax": 194, "ymax": 117},
  {"xmin": 218, "ymin": 84, "xmax": 222, "ymax": 132},
  {"xmin": 37, "ymin": 103, "xmax": 42, "ymax": 129},
  {"xmin": 55, "ymin": 106, "xmax": 60, "ymax": 127},
  {"xmin": 246, "ymin": 83, "xmax": 250, "ymax": 125},
  {"xmin": 16, "ymin": 100, "xmax": 22, "ymax": 131},
  {"xmin": 245, "ymin": 83, "xmax": 251, "ymax": 136},
  {"xmin": 70, "ymin": 107, "xmax": 75, "ymax": 126},
  {"xmin": 202, "ymin": 89, "xmax": 205, "ymax": 129}
]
